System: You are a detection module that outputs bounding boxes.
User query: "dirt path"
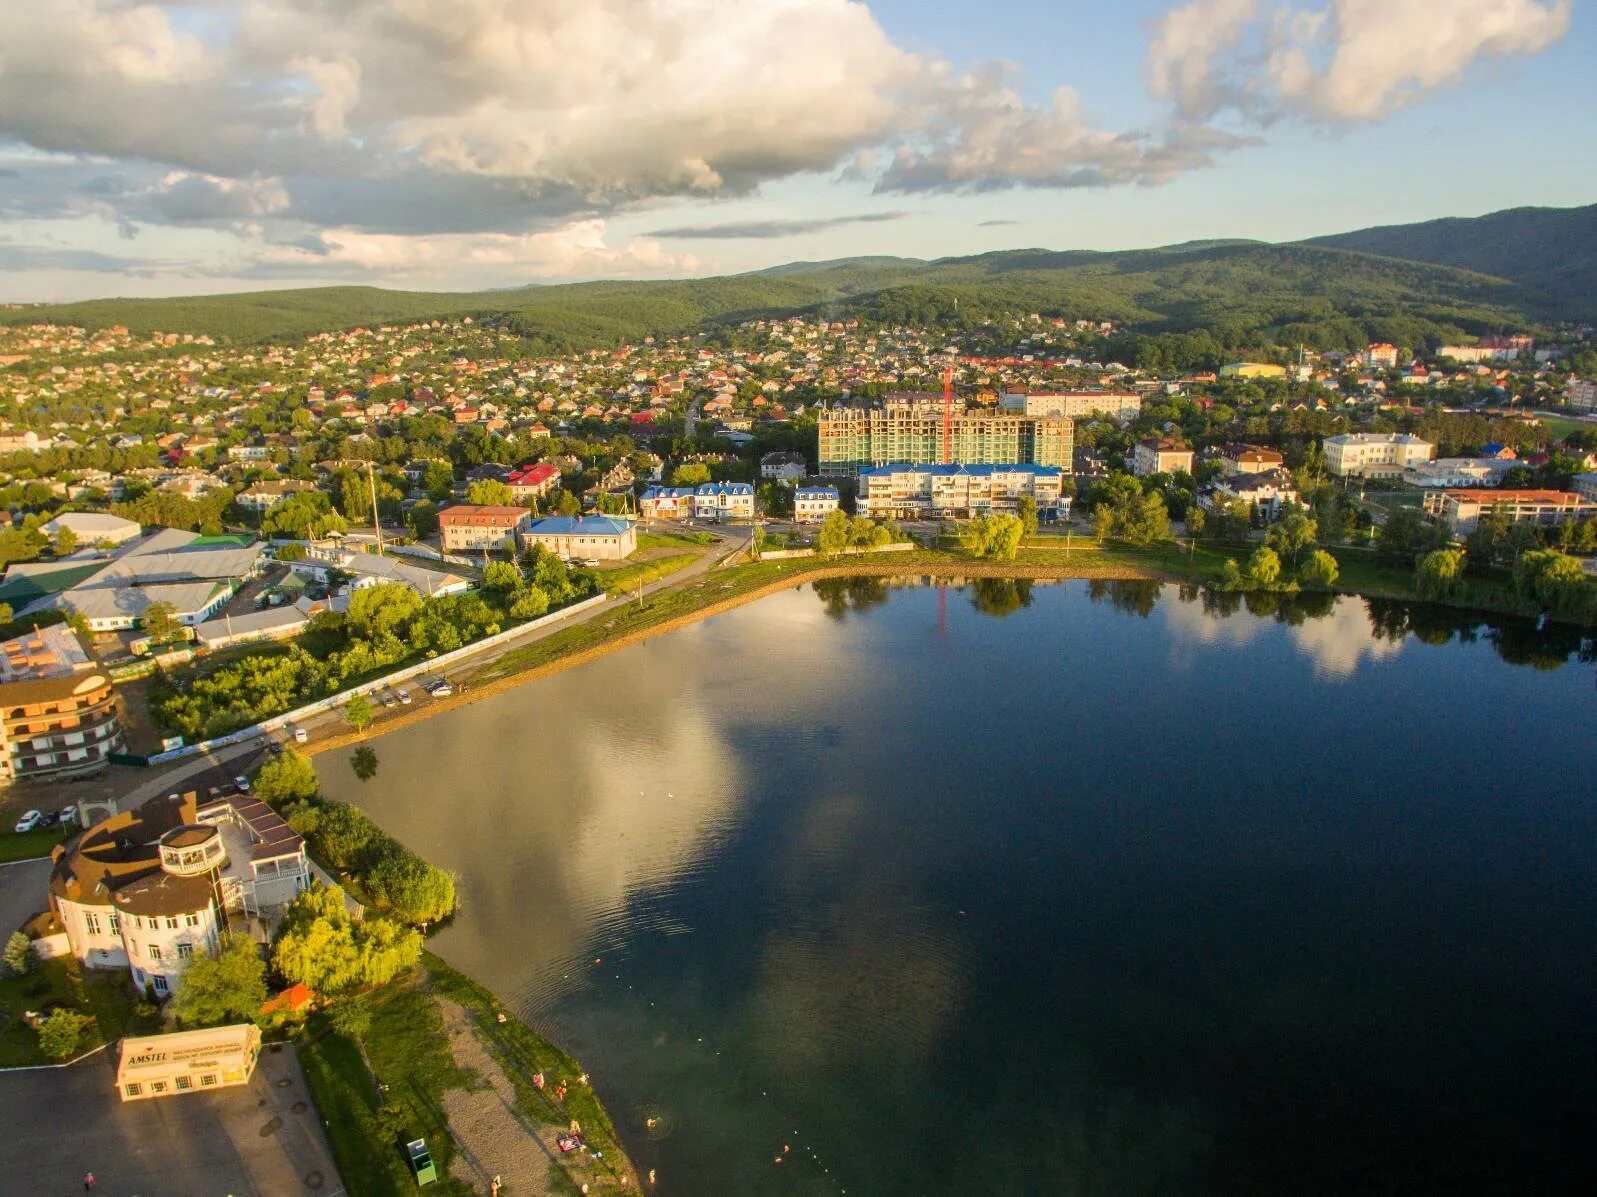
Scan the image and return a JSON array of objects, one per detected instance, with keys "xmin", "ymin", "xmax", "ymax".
[{"xmin": 437, "ymin": 995, "xmax": 636, "ymax": 1196}]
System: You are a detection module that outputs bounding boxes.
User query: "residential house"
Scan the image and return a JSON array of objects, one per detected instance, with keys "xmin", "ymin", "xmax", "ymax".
[
  {"xmin": 693, "ymin": 482, "xmax": 756, "ymax": 522},
  {"xmin": 760, "ymin": 452, "xmax": 807, "ymax": 482},
  {"xmin": 1131, "ymin": 437, "xmax": 1194, "ymax": 477},
  {"xmin": 236, "ymin": 479, "xmax": 318, "ymax": 513},
  {"xmin": 794, "ymin": 486, "xmax": 840, "ymax": 523},
  {"xmin": 437, "ymin": 505, "xmax": 530, "ymax": 554},
  {"xmin": 506, "ymin": 462, "xmax": 561, "ymax": 504}
]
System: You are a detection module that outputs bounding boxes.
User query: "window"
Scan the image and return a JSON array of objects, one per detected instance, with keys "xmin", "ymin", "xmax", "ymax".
[
  {"xmin": 150, "ymin": 1081, "xmax": 166, "ymax": 1093},
  {"xmin": 175, "ymin": 1076, "xmax": 192, "ymax": 1091},
  {"xmin": 108, "ymin": 912, "xmax": 120, "ymax": 934},
  {"xmin": 165, "ymin": 916, "xmax": 179, "ymax": 930},
  {"xmin": 124, "ymin": 1083, "xmax": 142, "ymax": 1098},
  {"xmin": 177, "ymin": 943, "xmax": 193, "ymax": 960},
  {"xmin": 153, "ymin": 976, "xmax": 168, "ymax": 994},
  {"xmin": 184, "ymin": 912, "xmax": 199, "ymax": 927},
  {"xmin": 83, "ymin": 911, "xmax": 101, "ymax": 936},
  {"xmin": 148, "ymin": 944, "xmax": 161, "ymax": 961},
  {"xmin": 200, "ymin": 1074, "xmax": 217, "ymax": 1087}
]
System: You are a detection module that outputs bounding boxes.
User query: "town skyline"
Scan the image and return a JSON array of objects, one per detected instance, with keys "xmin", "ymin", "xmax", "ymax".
[{"xmin": 1, "ymin": 0, "xmax": 1591, "ymax": 301}]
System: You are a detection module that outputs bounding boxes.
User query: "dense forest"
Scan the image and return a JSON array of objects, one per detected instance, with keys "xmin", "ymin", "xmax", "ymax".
[{"xmin": 4, "ymin": 204, "xmax": 1590, "ymax": 353}]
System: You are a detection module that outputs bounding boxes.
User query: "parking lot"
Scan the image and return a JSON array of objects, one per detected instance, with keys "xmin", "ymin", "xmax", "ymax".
[{"xmin": 0, "ymin": 1039, "xmax": 341, "ymax": 1195}]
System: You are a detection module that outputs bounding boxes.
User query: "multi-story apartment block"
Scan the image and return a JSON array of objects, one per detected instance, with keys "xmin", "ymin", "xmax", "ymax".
[
  {"xmin": 1363, "ymin": 342, "xmax": 1399, "ymax": 369},
  {"xmin": 1567, "ymin": 379, "xmax": 1596, "ymax": 413},
  {"xmin": 1131, "ymin": 437, "xmax": 1194, "ymax": 477},
  {"xmin": 0, "ymin": 625, "xmax": 124, "ymax": 784},
  {"xmin": 1000, "ymin": 391, "xmax": 1142, "ymax": 421},
  {"xmin": 506, "ymin": 462, "xmax": 562, "ymax": 504},
  {"xmin": 438, "ymin": 504, "xmax": 531, "ymax": 553},
  {"xmin": 857, "ymin": 464, "xmax": 1064, "ymax": 520},
  {"xmin": 1323, "ymin": 433, "xmax": 1434, "ymax": 478},
  {"xmin": 794, "ymin": 486, "xmax": 840, "ymax": 523},
  {"xmin": 819, "ymin": 403, "xmax": 1072, "ymax": 475},
  {"xmin": 1421, "ymin": 488, "xmax": 1595, "ymax": 534}
]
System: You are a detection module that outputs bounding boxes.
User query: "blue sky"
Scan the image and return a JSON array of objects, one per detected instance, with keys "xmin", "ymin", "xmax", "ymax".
[{"xmin": 0, "ymin": 0, "xmax": 1591, "ymax": 299}]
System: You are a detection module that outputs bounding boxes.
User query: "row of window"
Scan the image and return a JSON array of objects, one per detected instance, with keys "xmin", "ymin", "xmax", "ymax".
[
  {"xmin": 124, "ymin": 1073, "xmax": 217, "ymax": 1098},
  {"xmin": 82, "ymin": 910, "xmax": 201, "ymax": 936}
]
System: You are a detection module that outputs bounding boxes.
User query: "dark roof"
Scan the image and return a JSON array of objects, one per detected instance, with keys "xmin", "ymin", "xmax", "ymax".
[{"xmin": 50, "ymin": 792, "xmax": 196, "ymax": 911}]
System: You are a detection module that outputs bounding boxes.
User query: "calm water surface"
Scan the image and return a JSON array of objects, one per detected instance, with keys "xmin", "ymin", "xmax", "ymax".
[{"xmin": 321, "ymin": 579, "xmax": 1597, "ymax": 1195}]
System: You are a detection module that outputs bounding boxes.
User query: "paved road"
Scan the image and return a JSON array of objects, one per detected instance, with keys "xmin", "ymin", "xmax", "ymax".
[
  {"xmin": 1, "ymin": 1042, "xmax": 342, "ymax": 1196},
  {"xmin": 0, "ymin": 856, "xmax": 53, "ymax": 936}
]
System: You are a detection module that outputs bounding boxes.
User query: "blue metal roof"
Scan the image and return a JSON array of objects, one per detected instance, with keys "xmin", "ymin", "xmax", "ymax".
[
  {"xmin": 795, "ymin": 486, "xmax": 839, "ymax": 498},
  {"xmin": 641, "ymin": 487, "xmax": 698, "ymax": 499},
  {"xmin": 529, "ymin": 516, "xmax": 632, "ymax": 537},
  {"xmin": 695, "ymin": 482, "xmax": 754, "ymax": 495}
]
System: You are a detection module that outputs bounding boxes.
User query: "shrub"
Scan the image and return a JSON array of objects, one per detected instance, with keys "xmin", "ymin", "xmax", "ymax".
[{"xmin": 38, "ymin": 1009, "xmax": 90, "ymax": 1060}]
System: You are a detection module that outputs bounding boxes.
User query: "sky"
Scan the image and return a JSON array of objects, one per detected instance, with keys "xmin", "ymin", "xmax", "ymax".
[{"xmin": 0, "ymin": 0, "xmax": 1592, "ymax": 302}]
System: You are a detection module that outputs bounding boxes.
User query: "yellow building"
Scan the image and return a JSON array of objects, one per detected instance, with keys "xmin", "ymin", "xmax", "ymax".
[
  {"xmin": 1219, "ymin": 362, "xmax": 1288, "ymax": 380},
  {"xmin": 115, "ymin": 1024, "xmax": 261, "ymax": 1101}
]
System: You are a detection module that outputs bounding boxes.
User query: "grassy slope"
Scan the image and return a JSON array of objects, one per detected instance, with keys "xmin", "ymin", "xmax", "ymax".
[
  {"xmin": 0, "ymin": 238, "xmax": 1542, "ymax": 346},
  {"xmin": 1303, "ymin": 203, "xmax": 1597, "ymax": 319}
]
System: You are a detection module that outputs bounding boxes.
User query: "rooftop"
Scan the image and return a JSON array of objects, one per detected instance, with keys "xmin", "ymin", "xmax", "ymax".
[{"xmin": 528, "ymin": 515, "xmax": 632, "ymax": 537}]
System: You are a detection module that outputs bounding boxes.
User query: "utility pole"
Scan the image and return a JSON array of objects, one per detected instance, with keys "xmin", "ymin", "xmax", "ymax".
[{"xmin": 366, "ymin": 460, "xmax": 385, "ymax": 557}]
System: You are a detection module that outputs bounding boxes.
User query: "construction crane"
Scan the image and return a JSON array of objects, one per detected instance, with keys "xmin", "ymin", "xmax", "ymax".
[{"xmin": 941, "ymin": 366, "xmax": 953, "ymax": 465}]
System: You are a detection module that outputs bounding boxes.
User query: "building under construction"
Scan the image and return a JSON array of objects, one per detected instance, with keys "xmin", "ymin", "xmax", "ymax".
[{"xmin": 819, "ymin": 394, "xmax": 1073, "ymax": 475}]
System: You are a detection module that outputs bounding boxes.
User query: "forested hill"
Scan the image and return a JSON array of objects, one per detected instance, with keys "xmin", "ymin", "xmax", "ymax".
[
  {"xmin": 0, "ymin": 218, "xmax": 1578, "ymax": 355},
  {"xmin": 1303, "ymin": 203, "xmax": 1597, "ymax": 318}
]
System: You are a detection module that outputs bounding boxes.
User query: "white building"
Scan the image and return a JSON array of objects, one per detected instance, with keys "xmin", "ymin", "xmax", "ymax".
[
  {"xmin": 693, "ymin": 482, "xmax": 756, "ymax": 522},
  {"xmin": 521, "ymin": 515, "xmax": 637, "ymax": 560},
  {"xmin": 1567, "ymin": 379, "xmax": 1597, "ymax": 413},
  {"xmin": 760, "ymin": 452, "xmax": 807, "ymax": 482},
  {"xmin": 857, "ymin": 464, "xmax": 1064, "ymax": 520},
  {"xmin": 53, "ymin": 528, "xmax": 264, "ymax": 632},
  {"xmin": 236, "ymin": 480, "xmax": 318, "ymax": 512},
  {"xmin": 1573, "ymin": 472, "xmax": 1597, "ymax": 503},
  {"xmin": 639, "ymin": 487, "xmax": 697, "ymax": 520},
  {"xmin": 1204, "ymin": 468, "xmax": 1299, "ymax": 521},
  {"xmin": 1323, "ymin": 433, "xmax": 1434, "ymax": 479},
  {"xmin": 39, "ymin": 512, "xmax": 142, "ymax": 548},
  {"xmin": 1131, "ymin": 438, "xmax": 1194, "ymax": 477},
  {"xmin": 46, "ymin": 790, "xmax": 309, "ymax": 998},
  {"xmin": 1403, "ymin": 458, "xmax": 1520, "ymax": 489},
  {"xmin": 794, "ymin": 486, "xmax": 840, "ymax": 523},
  {"xmin": 1001, "ymin": 391, "xmax": 1142, "ymax": 421}
]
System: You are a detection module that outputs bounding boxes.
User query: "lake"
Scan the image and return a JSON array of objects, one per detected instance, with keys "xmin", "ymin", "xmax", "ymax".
[{"xmin": 320, "ymin": 578, "xmax": 1597, "ymax": 1195}]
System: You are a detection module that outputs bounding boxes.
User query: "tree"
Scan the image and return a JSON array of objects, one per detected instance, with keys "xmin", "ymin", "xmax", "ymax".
[
  {"xmin": 671, "ymin": 462, "xmax": 711, "ymax": 487},
  {"xmin": 960, "ymin": 513, "xmax": 1024, "ymax": 561},
  {"xmin": 1184, "ymin": 504, "xmax": 1206, "ymax": 537},
  {"xmin": 466, "ymin": 479, "xmax": 514, "ymax": 506},
  {"xmin": 553, "ymin": 489, "xmax": 581, "ymax": 517},
  {"xmin": 1378, "ymin": 507, "xmax": 1444, "ymax": 557},
  {"xmin": 1017, "ymin": 494, "xmax": 1039, "ymax": 538},
  {"xmin": 816, "ymin": 509, "xmax": 850, "ymax": 557},
  {"xmin": 422, "ymin": 460, "xmax": 455, "ymax": 501},
  {"xmin": 346, "ymin": 583, "xmax": 423, "ymax": 639},
  {"xmin": 483, "ymin": 561, "xmax": 521, "ymax": 591},
  {"xmin": 38, "ymin": 1009, "xmax": 89, "ymax": 1060},
  {"xmin": 366, "ymin": 852, "xmax": 458, "ymax": 925},
  {"xmin": 262, "ymin": 491, "xmax": 347, "ymax": 540},
  {"xmin": 3, "ymin": 930, "xmax": 32, "ymax": 977},
  {"xmin": 54, "ymin": 525, "xmax": 78, "ymax": 555},
  {"xmin": 1513, "ymin": 549, "xmax": 1593, "ymax": 617},
  {"xmin": 1265, "ymin": 510, "xmax": 1318, "ymax": 569},
  {"xmin": 1299, "ymin": 549, "xmax": 1340, "ymax": 589},
  {"xmin": 169, "ymin": 935, "xmax": 267, "ymax": 1028},
  {"xmin": 272, "ymin": 884, "xmax": 421, "ymax": 995},
  {"xmin": 1243, "ymin": 546, "xmax": 1282, "ymax": 587},
  {"xmin": 255, "ymin": 749, "xmax": 320, "ymax": 806},
  {"xmin": 141, "ymin": 601, "xmax": 179, "ymax": 644},
  {"xmin": 312, "ymin": 803, "xmax": 381, "ymax": 872},
  {"xmin": 344, "ymin": 694, "xmax": 373, "ymax": 733},
  {"xmin": 328, "ymin": 996, "xmax": 372, "ymax": 1039},
  {"xmin": 407, "ymin": 500, "xmax": 440, "ymax": 540},
  {"xmin": 509, "ymin": 585, "xmax": 551, "ymax": 620},
  {"xmin": 1415, "ymin": 548, "xmax": 1466, "ymax": 601}
]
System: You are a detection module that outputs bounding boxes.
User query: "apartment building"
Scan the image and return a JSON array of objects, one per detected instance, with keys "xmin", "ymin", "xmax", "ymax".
[
  {"xmin": 1421, "ymin": 488, "xmax": 1595, "ymax": 534},
  {"xmin": 794, "ymin": 486, "xmax": 840, "ymax": 523},
  {"xmin": 856, "ymin": 463, "xmax": 1064, "ymax": 520},
  {"xmin": 1567, "ymin": 379, "xmax": 1597, "ymax": 413},
  {"xmin": 1131, "ymin": 437, "xmax": 1194, "ymax": 477},
  {"xmin": 819, "ymin": 403, "xmax": 1072, "ymax": 474},
  {"xmin": 1220, "ymin": 444, "xmax": 1285, "ymax": 475},
  {"xmin": 1001, "ymin": 391, "xmax": 1142, "ymax": 421},
  {"xmin": 1363, "ymin": 342, "xmax": 1399, "ymax": 369},
  {"xmin": 506, "ymin": 462, "xmax": 562, "ymax": 504},
  {"xmin": 0, "ymin": 624, "xmax": 124, "ymax": 784},
  {"xmin": 1323, "ymin": 433, "xmax": 1434, "ymax": 479},
  {"xmin": 437, "ymin": 504, "xmax": 530, "ymax": 553},
  {"xmin": 1573, "ymin": 472, "xmax": 1597, "ymax": 502}
]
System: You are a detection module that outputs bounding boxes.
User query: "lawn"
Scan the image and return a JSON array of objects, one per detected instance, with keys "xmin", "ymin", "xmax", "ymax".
[
  {"xmin": 599, "ymin": 552, "xmax": 697, "ymax": 595},
  {"xmin": 636, "ymin": 530, "xmax": 717, "ymax": 549},
  {"xmin": 297, "ymin": 977, "xmax": 474, "ymax": 1197},
  {"xmin": 0, "ymin": 824, "xmax": 70, "ymax": 864},
  {"xmin": 0, "ymin": 958, "xmax": 155, "ymax": 1067}
]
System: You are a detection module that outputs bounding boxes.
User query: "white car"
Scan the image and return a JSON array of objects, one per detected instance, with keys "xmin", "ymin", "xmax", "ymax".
[
  {"xmin": 57, "ymin": 805, "xmax": 80, "ymax": 826},
  {"xmin": 398, "ymin": 689, "xmax": 413, "ymax": 706},
  {"xmin": 13, "ymin": 810, "xmax": 43, "ymax": 833},
  {"xmin": 234, "ymin": 775, "xmax": 251, "ymax": 792}
]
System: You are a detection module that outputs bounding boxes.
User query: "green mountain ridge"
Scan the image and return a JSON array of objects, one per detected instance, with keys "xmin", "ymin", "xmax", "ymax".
[{"xmin": 3, "ymin": 204, "xmax": 1589, "ymax": 353}]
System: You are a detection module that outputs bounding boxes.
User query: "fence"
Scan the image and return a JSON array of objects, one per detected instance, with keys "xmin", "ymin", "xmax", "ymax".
[
  {"xmin": 145, "ymin": 592, "xmax": 609, "ymax": 767},
  {"xmin": 758, "ymin": 542, "xmax": 916, "ymax": 561}
]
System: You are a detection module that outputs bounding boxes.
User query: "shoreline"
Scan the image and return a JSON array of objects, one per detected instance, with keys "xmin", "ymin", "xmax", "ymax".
[{"xmin": 299, "ymin": 553, "xmax": 1169, "ymax": 760}]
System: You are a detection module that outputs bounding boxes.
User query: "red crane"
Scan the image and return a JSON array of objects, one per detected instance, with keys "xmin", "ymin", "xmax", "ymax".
[{"xmin": 941, "ymin": 367, "xmax": 953, "ymax": 465}]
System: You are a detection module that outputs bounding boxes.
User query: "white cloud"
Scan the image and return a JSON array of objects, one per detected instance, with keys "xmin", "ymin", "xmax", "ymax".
[{"xmin": 1145, "ymin": 0, "xmax": 1571, "ymax": 123}]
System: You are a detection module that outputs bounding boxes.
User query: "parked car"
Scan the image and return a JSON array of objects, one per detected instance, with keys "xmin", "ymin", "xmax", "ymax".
[
  {"xmin": 382, "ymin": 690, "xmax": 398, "ymax": 708},
  {"xmin": 398, "ymin": 689, "xmax": 413, "ymax": 706},
  {"xmin": 13, "ymin": 810, "xmax": 43, "ymax": 833},
  {"xmin": 57, "ymin": 805, "xmax": 79, "ymax": 825},
  {"xmin": 234, "ymin": 775, "xmax": 251, "ymax": 792},
  {"xmin": 39, "ymin": 810, "xmax": 61, "ymax": 828},
  {"xmin": 583, "ymin": 558, "xmax": 600, "ymax": 568}
]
